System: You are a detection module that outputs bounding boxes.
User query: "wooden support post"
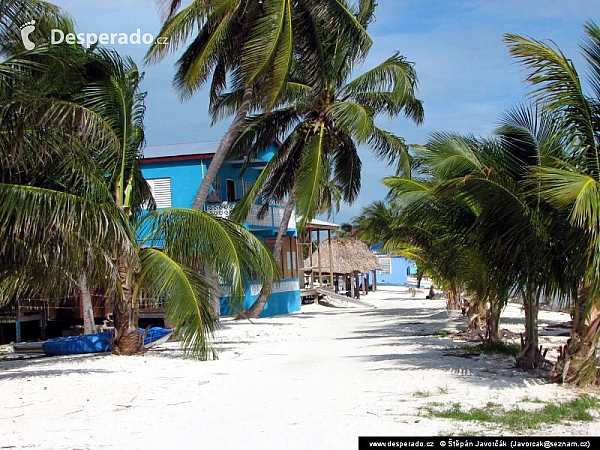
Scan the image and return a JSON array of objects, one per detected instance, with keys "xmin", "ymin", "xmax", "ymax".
[
  {"xmin": 363, "ymin": 273, "xmax": 368, "ymax": 295},
  {"xmin": 373, "ymin": 270, "xmax": 377, "ymax": 292},
  {"xmin": 350, "ymin": 273, "xmax": 355, "ymax": 298},
  {"xmin": 327, "ymin": 230, "xmax": 334, "ymax": 289},
  {"xmin": 317, "ymin": 229, "xmax": 322, "ymax": 288},
  {"xmin": 295, "ymin": 234, "xmax": 301, "ymax": 279},
  {"xmin": 309, "ymin": 232, "xmax": 314, "ymax": 290},
  {"xmin": 335, "ymin": 275, "xmax": 339, "ymax": 293},
  {"xmin": 15, "ymin": 299, "xmax": 21, "ymax": 343}
]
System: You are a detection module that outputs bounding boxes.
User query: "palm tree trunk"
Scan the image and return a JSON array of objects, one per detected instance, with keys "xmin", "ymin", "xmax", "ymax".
[
  {"xmin": 485, "ymin": 297, "xmax": 502, "ymax": 342},
  {"xmin": 416, "ymin": 271, "xmax": 423, "ymax": 288},
  {"xmin": 552, "ymin": 286, "xmax": 600, "ymax": 386},
  {"xmin": 113, "ymin": 263, "xmax": 141, "ymax": 355},
  {"xmin": 78, "ymin": 274, "xmax": 95, "ymax": 335},
  {"xmin": 244, "ymin": 193, "xmax": 297, "ymax": 319},
  {"xmin": 192, "ymin": 83, "xmax": 253, "ymax": 210},
  {"xmin": 447, "ymin": 282, "xmax": 460, "ymax": 310},
  {"xmin": 517, "ymin": 289, "xmax": 542, "ymax": 369}
]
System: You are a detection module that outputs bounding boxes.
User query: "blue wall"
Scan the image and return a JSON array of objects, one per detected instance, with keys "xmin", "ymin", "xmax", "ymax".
[
  {"xmin": 219, "ymin": 279, "xmax": 301, "ymax": 318},
  {"xmin": 141, "ymin": 158, "xmax": 263, "ymax": 208},
  {"xmin": 142, "ymin": 159, "xmax": 202, "ymax": 208},
  {"xmin": 141, "ymin": 143, "xmax": 301, "ymax": 318},
  {"xmin": 376, "ymin": 257, "xmax": 413, "ymax": 286}
]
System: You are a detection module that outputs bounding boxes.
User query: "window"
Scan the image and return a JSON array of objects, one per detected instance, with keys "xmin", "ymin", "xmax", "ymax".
[
  {"xmin": 286, "ymin": 252, "xmax": 298, "ymax": 271},
  {"xmin": 265, "ymin": 237, "xmax": 299, "ymax": 279},
  {"xmin": 378, "ymin": 257, "xmax": 392, "ymax": 274},
  {"xmin": 146, "ymin": 178, "xmax": 172, "ymax": 208},
  {"xmin": 226, "ymin": 179, "xmax": 236, "ymax": 202}
]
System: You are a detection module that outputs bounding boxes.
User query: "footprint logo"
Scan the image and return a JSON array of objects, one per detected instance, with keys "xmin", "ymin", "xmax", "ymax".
[{"xmin": 20, "ymin": 20, "xmax": 36, "ymax": 50}]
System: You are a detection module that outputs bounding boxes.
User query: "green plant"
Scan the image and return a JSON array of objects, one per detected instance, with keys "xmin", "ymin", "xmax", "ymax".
[
  {"xmin": 0, "ymin": 17, "xmax": 276, "ymax": 358},
  {"xmin": 425, "ymin": 396, "xmax": 600, "ymax": 432},
  {"xmin": 437, "ymin": 385, "xmax": 450, "ymax": 395},
  {"xmin": 456, "ymin": 341, "xmax": 522, "ymax": 357},
  {"xmin": 413, "ymin": 390, "xmax": 433, "ymax": 398}
]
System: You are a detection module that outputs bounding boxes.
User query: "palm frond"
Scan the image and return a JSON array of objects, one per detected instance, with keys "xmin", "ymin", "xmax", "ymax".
[
  {"xmin": 504, "ymin": 33, "xmax": 599, "ymax": 175},
  {"xmin": 137, "ymin": 248, "xmax": 218, "ymax": 359},
  {"xmin": 295, "ymin": 123, "xmax": 327, "ymax": 229},
  {"xmin": 326, "ymin": 100, "xmax": 374, "ymax": 143},
  {"xmin": 140, "ymin": 208, "xmax": 277, "ymax": 309}
]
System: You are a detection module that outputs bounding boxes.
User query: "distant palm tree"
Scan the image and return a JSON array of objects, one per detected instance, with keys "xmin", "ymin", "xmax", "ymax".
[
  {"xmin": 145, "ymin": 0, "xmax": 372, "ymax": 210},
  {"xmin": 336, "ymin": 222, "xmax": 358, "ymax": 238},
  {"xmin": 352, "ymin": 201, "xmax": 398, "ymax": 246},
  {"xmin": 317, "ymin": 167, "xmax": 343, "ymax": 222},
  {"xmin": 226, "ymin": 3, "xmax": 423, "ymax": 317}
]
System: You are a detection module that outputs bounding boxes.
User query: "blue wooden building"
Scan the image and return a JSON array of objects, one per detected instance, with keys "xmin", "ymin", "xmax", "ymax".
[
  {"xmin": 370, "ymin": 244, "xmax": 415, "ymax": 286},
  {"xmin": 140, "ymin": 141, "xmax": 301, "ymax": 318}
]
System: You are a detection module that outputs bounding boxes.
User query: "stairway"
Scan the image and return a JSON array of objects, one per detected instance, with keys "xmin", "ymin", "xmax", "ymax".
[{"xmin": 316, "ymin": 287, "xmax": 374, "ymax": 308}]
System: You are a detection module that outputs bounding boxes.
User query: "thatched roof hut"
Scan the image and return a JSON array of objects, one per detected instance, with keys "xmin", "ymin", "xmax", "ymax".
[{"xmin": 303, "ymin": 238, "xmax": 381, "ymax": 275}]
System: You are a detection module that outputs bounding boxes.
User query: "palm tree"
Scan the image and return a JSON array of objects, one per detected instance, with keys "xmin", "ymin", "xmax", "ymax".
[
  {"xmin": 1, "ymin": 2, "xmax": 132, "ymax": 311},
  {"xmin": 145, "ymin": 0, "xmax": 372, "ymax": 210},
  {"xmin": 0, "ymin": 0, "xmax": 65, "ymax": 57},
  {"xmin": 226, "ymin": 3, "xmax": 423, "ymax": 318},
  {"xmin": 505, "ymin": 22, "xmax": 600, "ymax": 385},
  {"xmin": 69, "ymin": 48, "xmax": 277, "ymax": 356},
  {"xmin": 351, "ymin": 201, "xmax": 398, "ymax": 246},
  {"xmin": 382, "ymin": 111, "xmax": 588, "ymax": 357},
  {"xmin": 0, "ymin": 16, "xmax": 276, "ymax": 357}
]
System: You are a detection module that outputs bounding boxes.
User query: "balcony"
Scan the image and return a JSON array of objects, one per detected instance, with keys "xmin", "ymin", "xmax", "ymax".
[{"xmin": 206, "ymin": 202, "xmax": 296, "ymax": 230}]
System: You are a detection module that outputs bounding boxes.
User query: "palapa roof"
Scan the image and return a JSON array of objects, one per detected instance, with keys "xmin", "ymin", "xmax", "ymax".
[{"xmin": 303, "ymin": 238, "xmax": 382, "ymax": 274}]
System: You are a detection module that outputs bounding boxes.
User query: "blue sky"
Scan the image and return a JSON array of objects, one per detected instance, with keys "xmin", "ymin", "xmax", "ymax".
[{"xmin": 52, "ymin": 0, "xmax": 597, "ymax": 223}]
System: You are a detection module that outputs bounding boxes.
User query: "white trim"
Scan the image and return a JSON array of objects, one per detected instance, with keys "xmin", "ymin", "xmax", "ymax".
[
  {"xmin": 273, "ymin": 279, "xmax": 300, "ymax": 293},
  {"xmin": 248, "ymin": 279, "xmax": 300, "ymax": 295}
]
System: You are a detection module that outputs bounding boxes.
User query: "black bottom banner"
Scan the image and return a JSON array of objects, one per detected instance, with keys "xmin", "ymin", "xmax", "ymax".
[{"xmin": 358, "ymin": 436, "xmax": 597, "ymax": 449}]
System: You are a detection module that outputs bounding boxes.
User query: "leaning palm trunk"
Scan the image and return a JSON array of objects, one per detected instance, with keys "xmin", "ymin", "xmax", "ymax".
[
  {"xmin": 78, "ymin": 274, "xmax": 95, "ymax": 334},
  {"xmin": 553, "ymin": 286, "xmax": 600, "ymax": 386},
  {"xmin": 192, "ymin": 84, "xmax": 253, "ymax": 210},
  {"xmin": 244, "ymin": 193, "xmax": 297, "ymax": 319},
  {"xmin": 113, "ymin": 263, "xmax": 141, "ymax": 355}
]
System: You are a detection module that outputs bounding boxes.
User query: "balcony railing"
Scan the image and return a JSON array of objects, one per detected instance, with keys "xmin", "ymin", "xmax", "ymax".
[{"xmin": 206, "ymin": 202, "xmax": 296, "ymax": 230}]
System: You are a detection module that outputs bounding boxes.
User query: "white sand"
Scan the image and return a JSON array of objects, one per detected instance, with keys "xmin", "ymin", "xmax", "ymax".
[{"xmin": 1, "ymin": 287, "xmax": 598, "ymax": 449}]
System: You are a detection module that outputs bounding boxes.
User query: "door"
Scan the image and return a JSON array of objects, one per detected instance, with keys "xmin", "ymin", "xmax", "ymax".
[{"xmin": 226, "ymin": 179, "xmax": 236, "ymax": 202}]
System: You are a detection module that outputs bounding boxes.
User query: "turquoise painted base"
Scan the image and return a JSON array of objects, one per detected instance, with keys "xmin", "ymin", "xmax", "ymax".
[{"xmin": 220, "ymin": 279, "xmax": 301, "ymax": 318}]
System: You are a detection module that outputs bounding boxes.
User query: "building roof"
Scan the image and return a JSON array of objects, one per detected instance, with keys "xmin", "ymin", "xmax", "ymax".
[
  {"xmin": 304, "ymin": 237, "xmax": 382, "ymax": 274},
  {"xmin": 143, "ymin": 141, "xmax": 220, "ymax": 159},
  {"xmin": 303, "ymin": 218, "xmax": 340, "ymax": 231}
]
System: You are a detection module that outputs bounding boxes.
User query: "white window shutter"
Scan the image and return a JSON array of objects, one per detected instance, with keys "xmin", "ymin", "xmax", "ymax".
[
  {"xmin": 378, "ymin": 257, "xmax": 392, "ymax": 274},
  {"xmin": 147, "ymin": 178, "xmax": 172, "ymax": 208}
]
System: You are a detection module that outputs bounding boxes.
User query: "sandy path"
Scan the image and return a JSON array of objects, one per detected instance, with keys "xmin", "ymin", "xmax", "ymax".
[{"xmin": 0, "ymin": 287, "xmax": 597, "ymax": 449}]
